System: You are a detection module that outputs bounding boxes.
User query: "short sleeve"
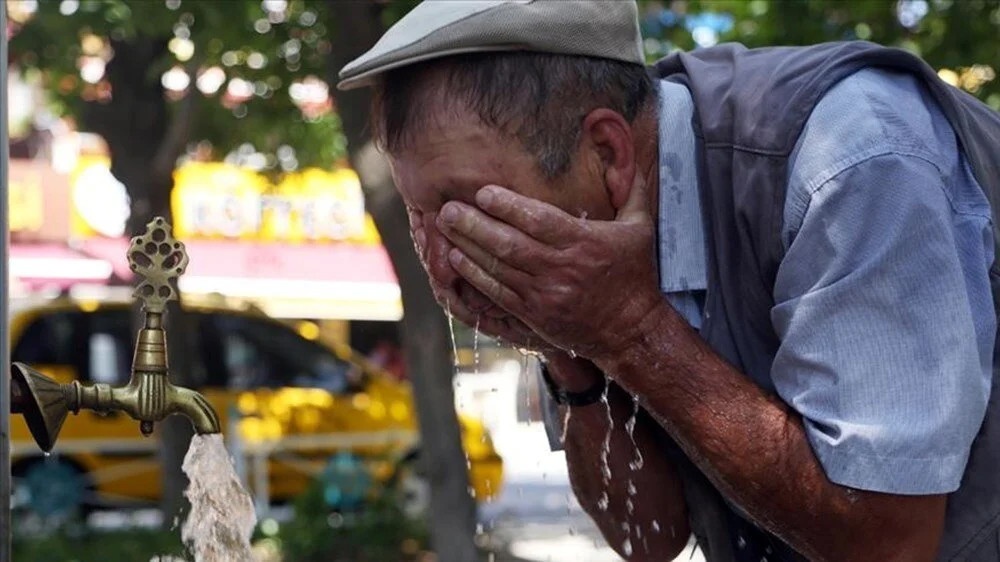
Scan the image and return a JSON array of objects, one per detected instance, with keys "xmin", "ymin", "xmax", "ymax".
[{"xmin": 771, "ymin": 153, "xmax": 994, "ymax": 495}]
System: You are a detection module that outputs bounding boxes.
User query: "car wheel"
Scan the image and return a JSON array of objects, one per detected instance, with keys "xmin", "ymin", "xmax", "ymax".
[{"xmin": 12, "ymin": 457, "xmax": 92, "ymax": 522}]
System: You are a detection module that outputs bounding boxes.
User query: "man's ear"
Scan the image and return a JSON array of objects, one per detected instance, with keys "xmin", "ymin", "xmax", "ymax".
[{"xmin": 581, "ymin": 108, "xmax": 636, "ymax": 212}]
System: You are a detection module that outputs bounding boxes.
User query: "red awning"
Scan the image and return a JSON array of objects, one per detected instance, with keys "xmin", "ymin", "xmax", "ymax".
[
  {"xmin": 10, "ymin": 243, "xmax": 113, "ymax": 290},
  {"xmin": 77, "ymin": 238, "xmax": 402, "ymax": 320}
]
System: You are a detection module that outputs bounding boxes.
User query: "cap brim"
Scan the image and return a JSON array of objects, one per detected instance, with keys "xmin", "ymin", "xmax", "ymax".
[{"xmin": 337, "ymin": 44, "xmax": 531, "ymax": 90}]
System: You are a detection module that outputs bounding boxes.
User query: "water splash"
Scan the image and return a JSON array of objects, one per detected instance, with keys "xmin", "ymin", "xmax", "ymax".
[{"xmin": 181, "ymin": 434, "xmax": 256, "ymax": 562}]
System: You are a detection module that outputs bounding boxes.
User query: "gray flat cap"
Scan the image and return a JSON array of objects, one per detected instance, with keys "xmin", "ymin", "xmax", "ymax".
[{"xmin": 337, "ymin": 0, "xmax": 644, "ymax": 90}]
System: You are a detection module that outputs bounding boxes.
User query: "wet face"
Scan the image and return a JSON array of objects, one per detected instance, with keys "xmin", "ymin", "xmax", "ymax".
[{"xmin": 389, "ymin": 105, "xmax": 617, "ymax": 319}]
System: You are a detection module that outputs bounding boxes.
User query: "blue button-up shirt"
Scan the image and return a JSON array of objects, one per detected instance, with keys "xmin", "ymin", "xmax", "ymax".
[{"xmin": 657, "ymin": 69, "xmax": 995, "ymax": 495}]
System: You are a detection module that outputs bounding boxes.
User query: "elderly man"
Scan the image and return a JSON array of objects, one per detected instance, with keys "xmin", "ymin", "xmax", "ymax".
[{"xmin": 338, "ymin": 1, "xmax": 1000, "ymax": 561}]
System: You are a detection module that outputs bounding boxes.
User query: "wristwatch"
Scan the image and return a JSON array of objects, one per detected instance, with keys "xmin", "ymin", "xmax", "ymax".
[{"xmin": 539, "ymin": 360, "xmax": 608, "ymax": 407}]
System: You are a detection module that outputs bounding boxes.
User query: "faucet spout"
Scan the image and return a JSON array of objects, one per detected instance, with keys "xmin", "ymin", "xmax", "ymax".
[{"xmin": 172, "ymin": 387, "xmax": 222, "ymax": 434}]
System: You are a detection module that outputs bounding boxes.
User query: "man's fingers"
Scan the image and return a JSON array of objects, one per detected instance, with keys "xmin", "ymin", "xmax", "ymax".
[
  {"xmin": 444, "ymin": 290, "xmax": 537, "ymax": 347},
  {"xmin": 440, "ymin": 227, "xmax": 533, "ymax": 289},
  {"xmin": 448, "ymin": 248, "xmax": 524, "ymax": 314},
  {"xmin": 474, "ymin": 185, "xmax": 582, "ymax": 245},
  {"xmin": 437, "ymin": 201, "xmax": 548, "ymax": 272}
]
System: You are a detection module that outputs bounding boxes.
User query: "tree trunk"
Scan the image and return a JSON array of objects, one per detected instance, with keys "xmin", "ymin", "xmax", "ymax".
[
  {"xmin": 326, "ymin": 3, "xmax": 479, "ymax": 560},
  {"xmin": 82, "ymin": 34, "xmax": 195, "ymax": 526}
]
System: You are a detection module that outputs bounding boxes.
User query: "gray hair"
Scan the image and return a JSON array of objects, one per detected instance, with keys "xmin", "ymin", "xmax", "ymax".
[{"xmin": 372, "ymin": 51, "xmax": 656, "ymax": 178}]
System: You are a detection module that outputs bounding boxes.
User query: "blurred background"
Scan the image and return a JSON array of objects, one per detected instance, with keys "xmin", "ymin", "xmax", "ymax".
[{"xmin": 2, "ymin": 0, "xmax": 997, "ymax": 561}]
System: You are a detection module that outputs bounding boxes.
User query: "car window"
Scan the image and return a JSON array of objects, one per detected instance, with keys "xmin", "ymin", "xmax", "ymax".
[
  {"xmin": 86, "ymin": 310, "xmax": 133, "ymax": 385},
  {"xmin": 13, "ymin": 311, "xmax": 86, "ymax": 371},
  {"xmin": 206, "ymin": 313, "xmax": 360, "ymax": 393}
]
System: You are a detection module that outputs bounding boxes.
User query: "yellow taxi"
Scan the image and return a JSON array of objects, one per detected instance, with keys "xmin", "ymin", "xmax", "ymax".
[{"xmin": 9, "ymin": 297, "xmax": 502, "ymax": 518}]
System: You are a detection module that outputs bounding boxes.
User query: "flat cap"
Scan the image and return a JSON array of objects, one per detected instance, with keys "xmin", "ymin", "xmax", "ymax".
[{"xmin": 337, "ymin": 0, "xmax": 644, "ymax": 90}]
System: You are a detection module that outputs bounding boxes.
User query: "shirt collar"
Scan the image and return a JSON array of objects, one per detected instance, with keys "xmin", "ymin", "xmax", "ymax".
[{"xmin": 656, "ymin": 79, "xmax": 708, "ymax": 295}]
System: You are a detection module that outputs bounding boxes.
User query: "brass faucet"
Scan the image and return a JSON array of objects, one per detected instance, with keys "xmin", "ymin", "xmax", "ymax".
[{"xmin": 10, "ymin": 217, "xmax": 221, "ymax": 452}]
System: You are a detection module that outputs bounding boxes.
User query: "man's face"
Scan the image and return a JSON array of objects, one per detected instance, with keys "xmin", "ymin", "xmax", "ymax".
[{"xmin": 389, "ymin": 105, "xmax": 615, "ymax": 318}]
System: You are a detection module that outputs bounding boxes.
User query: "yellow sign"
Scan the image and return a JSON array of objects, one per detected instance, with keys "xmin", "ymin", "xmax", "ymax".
[
  {"xmin": 69, "ymin": 157, "xmax": 381, "ymax": 245},
  {"xmin": 172, "ymin": 163, "xmax": 379, "ymax": 244},
  {"xmin": 9, "ymin": 171, "xmax": 44, "ymax": 233}
]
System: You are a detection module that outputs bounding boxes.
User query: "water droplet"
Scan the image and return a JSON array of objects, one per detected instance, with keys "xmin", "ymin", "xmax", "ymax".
[
  {"xmin": 42, "ymin": 451, "xmax": 50, "ymax": 458},
  {"xmin": 652, "ymin": 520, "xmax": 660, "ymax": 533},
  {"xmin": 597, "ymin": 492, "xmax": 609, "ymax": 511},
  {"xmin": 568, "ymin": 349, "xmax": 577, "ymax": 358},
  {"xmin": 738, "ymin": 535, "xmax": 747, "ymax": 549},
  {"xmin": 622, "ymin": 538, "xmax": 633, "ymax": 556}
]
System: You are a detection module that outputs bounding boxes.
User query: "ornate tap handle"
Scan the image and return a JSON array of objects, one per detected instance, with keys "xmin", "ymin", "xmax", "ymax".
[{"xmin": 128, "ymin": 217, "xmax": 189, "ymax": 314}]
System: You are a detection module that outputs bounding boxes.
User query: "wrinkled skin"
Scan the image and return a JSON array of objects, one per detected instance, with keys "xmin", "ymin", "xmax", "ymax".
[{"xmin": 391, "ymin": 105, "xmax": 660, "ymax": 367}]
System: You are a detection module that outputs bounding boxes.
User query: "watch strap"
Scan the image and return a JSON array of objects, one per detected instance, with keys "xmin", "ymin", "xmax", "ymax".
[{"xmin": 539, "ymin": 360, "xmax": 607, "ymax": 407}]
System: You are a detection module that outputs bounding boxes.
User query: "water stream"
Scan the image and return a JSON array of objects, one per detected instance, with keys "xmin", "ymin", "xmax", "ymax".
[
  {"xmin": 180, "ymin": 434, "xmax": 257, "ymax": 562},
  {"xmin": 596, "ymin": 382, "xmax": 613, "ymax": 512},
  {"xmin": 623, "ymin": 394, "xmax": 643, "ymax": 555},
  {"xmin": 473, "ymin": 316, "xmax": 481, "ymax": 375},
  {"xmin": 446, "ymin": 303, "xmax": 460, "ymax": 363}
]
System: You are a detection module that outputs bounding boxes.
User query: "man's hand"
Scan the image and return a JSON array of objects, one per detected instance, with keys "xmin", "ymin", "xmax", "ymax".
[
  {"xmin": 407, "ymin": 205, "xmax": 558, "ymax": 353},
  {"xmin": 435, "ymin": 178, "xmax": 661, "ymax": 361}
]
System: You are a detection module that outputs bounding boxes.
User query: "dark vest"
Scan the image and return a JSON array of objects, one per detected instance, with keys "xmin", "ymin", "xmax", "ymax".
[{"xmin": 651, "ymin": 41, "xmax": 1000, "ymax": 561}]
